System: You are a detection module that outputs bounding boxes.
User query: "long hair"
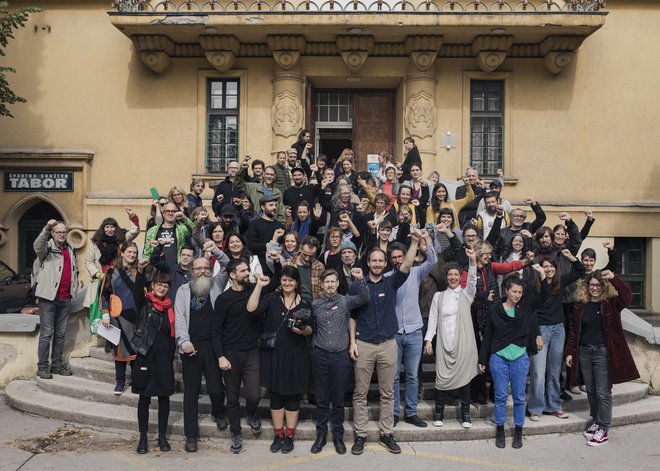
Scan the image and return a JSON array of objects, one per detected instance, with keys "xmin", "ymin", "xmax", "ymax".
[
  {"xmin": 92, "ymin": 217, "xmax": 126, "ymax": 245},
  {"xmin": 114, "ymin": 241, "xmax": 138, "ymax": 269},
  {"xmin": 575, "ymin": 270, "xmax": 619, "ymax": 304},
  {"xmin": 431, "ymin": 182, "xmax": 451, "ymax": 212},
  {"xmin": 501, "ymin": 234, "xmax": 530, "ymax": 261},
  {"xmin": 535, "ymin": 257, "xmax": 561, "ymax": 296},
  {"xmin": 168, "ymin": 186, "xmax": 188, "ymax": 209},
  {"xmin": 331, "ymin": 183, "xmax": 354, "ymax": 212},
  {"xmin": 224, "ymin": 232, "xmax": 251, "ymax": 259}
]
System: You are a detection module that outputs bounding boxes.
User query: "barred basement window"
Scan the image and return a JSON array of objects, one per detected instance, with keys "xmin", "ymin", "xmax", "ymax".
[
  {"xmin": 207, "ymin": 79, "xmax": 239, "ymax": 173},
  {"xmin": 470, "ymin": 81, "xmax": 503, "ymax": 177}
]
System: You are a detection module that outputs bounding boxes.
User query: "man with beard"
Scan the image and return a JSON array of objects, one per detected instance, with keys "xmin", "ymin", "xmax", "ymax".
[
  {"xmin": 477, "ymin": 191, "xmax": 510, "ymax": 240},
  {"xmin": 143, "ymin": 202, "xmax": 193, "ymax": 264},
  {"xmin": 174, "ymin": 252, "xmax": 230, "ymax": 452},
  {"xmin": 273, "ymin": 150, "xmax": 291, "ymax": 193},
  {"xmin": 213, "ymin": 257, "xmax": 280, "ymax": 454},
  {"xmin": 349, "ymin": 230, "xmax": 420, "ymax": 456},
  {"xmin": 283, "ymin": 167, "xmax": 320, "ymax": 217},
  {"xmin": 212, "ymin": 160, "xmax": 241, "ymax": 218},
  {"xmin": 236, "ymin": 159, "xmax": 285, "ymax": 224},
  {"xmin": 245, "ymin": 196, "xmax": 285, "ymax": 274},
  {"xmin": 291, "ymin": 129, "xmax": 315, "ymax": 164},
  {"xmin": 149, "ymin": 242, "xmax": 194, "ymax": 302}
]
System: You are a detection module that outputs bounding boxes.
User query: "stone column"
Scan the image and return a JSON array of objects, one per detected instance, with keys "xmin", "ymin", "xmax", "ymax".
[
  {"xmin": 404, "ymin": 36, "xmax": 442, "ymax": 171},
  {"xmin": 271, "ymin": 63, "xmax": 305, "ymax": 158}
]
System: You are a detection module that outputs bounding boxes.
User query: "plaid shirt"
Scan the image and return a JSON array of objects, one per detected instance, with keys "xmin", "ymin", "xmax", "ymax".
[{"xmin": 283, "ymin": 255, "xmax": 325, "ymax": 300}]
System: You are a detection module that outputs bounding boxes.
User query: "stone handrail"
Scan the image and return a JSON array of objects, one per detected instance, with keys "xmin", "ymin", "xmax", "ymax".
[{"xmin": 112, "ymin": 0, "xmax": 606, "ymax": 13}]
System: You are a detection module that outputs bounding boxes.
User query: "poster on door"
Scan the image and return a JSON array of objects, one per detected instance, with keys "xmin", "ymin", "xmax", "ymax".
[{"xmin": 367, "ymin": 154, "xmax": 380, "ymax": 182}]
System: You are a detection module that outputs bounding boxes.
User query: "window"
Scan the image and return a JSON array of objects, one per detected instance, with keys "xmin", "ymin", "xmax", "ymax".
[
  {"xmin": 615, "ymin": 237, "xmax": 646, "ymax": 309},
  {"xmin": 316, "ymin": 92, "xmax": 353, "ymax": 124},
  {"xmin": 470, "ymin": 81, "xmax": 503, "ymax": 177},
  {"xmin": 207, "ymin": 79, "xmax": 239, "ymax": 173}
]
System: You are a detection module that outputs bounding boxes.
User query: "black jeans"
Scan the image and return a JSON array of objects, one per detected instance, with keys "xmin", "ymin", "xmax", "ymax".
[
  {"xmin": 222, "ymin": 348, "xmax": 260, "ymax": 435},
  {"xmin": 181, "ymin": 339, "xmax": 226, "ymax": 438},
  {"xmin": 313, "ymin": 347, "xmax": 350, "ymax": 438},
  {"xmin": 435, "ymin": 384, "xmax": 470, "ymax": 407},
  {"xmin": 138, "ymin": 395, "xmax": 169, "ymax": 435},
  {"xmin": 37, "ymin": 297, "xmax": 72, "ymax": 369},
  {"xmin": 579, "ymin": 345, "xmax": 612, "ymax": 431}
]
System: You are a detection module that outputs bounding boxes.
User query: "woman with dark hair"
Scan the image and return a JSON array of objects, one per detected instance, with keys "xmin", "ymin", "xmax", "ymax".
[
  {"xmin": 479, "ymin": 275, "xmax": 543, "ymax": 449},
  {"xmin": 247, "ymin": 266, "xmax": 313, "ymax": 454},
  {"xmin": 409, "ymin": 163, "xmax": 430, "ymax": 225},
  {"xmin": 565, "ymin": 270, "xmax": 639, "ymax": 447},
  {"xmin": 223, "ymin": 232, "xmax": 263, "ymax": 289},
  {"xmin": 101, "ymin": 242, "xmax": 140, "ymax": 396},
  {"xmin": 497, "ymin": 234, "xmax": 535, "ymax": 288},
  {"xmin": 131, "ymin": 269, "xmax": 176, "ymax": 455},
  {"xmin": 527, "ymin": 250, "xmax": 585, "ymax": 422},
  {"xmin": 400, "ymin": 136, "xmax": 421, "ymax": 182},
  {"xmin": 424, "ymin": 249, "xmax": 478, "ymax": 429},
  {"xmin": 426, "ymin": 179, "xmax": 474, "ymax": 229},
  {"xmin": 388, "ymin": 182, "xmax": 421, "ymax": 227}
]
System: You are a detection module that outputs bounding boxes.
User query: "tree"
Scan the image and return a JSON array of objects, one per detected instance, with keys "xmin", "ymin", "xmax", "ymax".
[{"xmin": 1, "ymin": 1, "xmax": 40, "ymax": 117}]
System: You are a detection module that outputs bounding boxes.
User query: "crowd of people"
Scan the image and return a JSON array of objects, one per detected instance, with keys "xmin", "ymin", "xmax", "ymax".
[{"xmin": 31, "ymin": 129, "xmax": 638, "ymax": 455}]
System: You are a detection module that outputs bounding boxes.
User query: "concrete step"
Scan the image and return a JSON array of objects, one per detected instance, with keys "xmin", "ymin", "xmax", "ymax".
[{"xmin": 7, "ymin": 379, "xmax": 660, "ymax": 442}]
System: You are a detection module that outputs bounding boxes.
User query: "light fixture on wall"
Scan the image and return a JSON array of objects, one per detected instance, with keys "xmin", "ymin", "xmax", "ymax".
[
  {"xmin": 491, "ymin": 28, "xmax": 506, "ymax": 34},
  {"xmin": 348, "ymin": 27, "xmax": 363, "ymax": 34},
  {"xmin": 204, "ymin": 26, "xmax": 219, "ymax": 33},
  {"xmin": 346, "ymin": 77, "xmax": 361, "ymax": 83}
]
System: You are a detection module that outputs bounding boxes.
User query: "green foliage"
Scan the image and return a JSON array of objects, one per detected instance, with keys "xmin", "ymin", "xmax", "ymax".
[{"xmin": 0, "ymin": 1, "xmax": 40, "ymax": 117}]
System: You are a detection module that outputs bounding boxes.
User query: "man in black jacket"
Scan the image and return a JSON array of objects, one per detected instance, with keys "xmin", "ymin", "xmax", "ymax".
[{"xmin": 245, "ymin": 196, "xmax": 285, "ymax": 274}]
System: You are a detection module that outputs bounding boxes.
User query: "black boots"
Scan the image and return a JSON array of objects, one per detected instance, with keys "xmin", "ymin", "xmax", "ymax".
[
  {"xmin": 157, "ymin": 433, "xmax": 171, "ymax": 452},
  {"xmin": 137, "ymin": 433, "xmax": 148, "ymax": 454},
  {"xmin": 495, "ymin": 425, "xmax": 505, "ymax": 448},
  {"xmin": 512, "ymin": 426, "xmax": 523, "ymax": 449}
]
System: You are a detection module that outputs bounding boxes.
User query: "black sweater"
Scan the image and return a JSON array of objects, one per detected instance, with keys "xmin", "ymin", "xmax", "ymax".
[
  {"xmin": 479, "ymin": 286, "xmax": 541, "ymax": 365},
  {"xmin": 212, "ymin": 285, "xmax": 262, "ymax": 358},
  {"xmin": 535, "ymin": 260, "xmax": 586, "ymax": 325}
]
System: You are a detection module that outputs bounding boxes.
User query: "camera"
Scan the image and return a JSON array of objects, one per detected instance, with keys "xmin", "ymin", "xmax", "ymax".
[{"xmin": 287, "ymin": 308, "xmax": 311, "ymax": 331}]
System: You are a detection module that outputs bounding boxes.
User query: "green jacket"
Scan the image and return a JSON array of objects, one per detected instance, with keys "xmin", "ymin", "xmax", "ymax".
[
  {"xmin": 235, "ymin": 168, "xmax": 285, "ymax": 224},
  {"xmin": 142, "ymin": 218, "xmax": 193, "ymax": 262}
]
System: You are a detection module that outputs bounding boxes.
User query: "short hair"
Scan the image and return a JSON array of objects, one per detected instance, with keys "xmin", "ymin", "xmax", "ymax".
[
  {"xmin": 473, "ymin": 240, "xmax": 493, "ymax": 258},
  {"xmin": 462, "ymin": 223, "xmax": 479, "ymax": 235},
  {"xmin": 581, "ymin": 248, "xmax": 597, "ymax": 260},
  {"xmin": 387, "ymin": 242, "xmax": 406, "ymax": 258},
  {"xmin": 226, "ymin": 257, "xmax": 250, "ymax": 275},
  {"xmin": 465, "ymin": 166, "xmax": 478, "ymax": 176},
  {"xmin": 280, "ymin": 265, "xmax": 301, "ymax": 294},
  {"xmin": 180, "ymin": 245, "xmax": 195, "ymax": 255},
  {"xmin": 189, "ymin": 256, "xmax": 211, "ymax": 273},
  {"xmin": 503, "ymin": 275, "xmax": 524, "ymax": 291},
  {"xmin": 443, "ymin": 261, "xmax": 463, "ymax": 279},
  {"xmin": 320, "ymin": 268, "xmax": 339, "ymax": 283},
  {"xmin": 484, "ymin": 191, "xmax": 498, "ymax": 201},
  {"xmin": 189, "ymin": 178, "xmax": 205, "ymax": 191},
  {"xmin": 379, "ymin": 219, "xmax": 393, "ymax": 231},
  {"xmin": 301, "ymin": 235, "xmax": 320, "ymax": 252},
  {"xmin": 264, "ymin": 165, "xmax": 277, "ymax": 174},
  {"xmin": 151, "ymin": 271, "xmax": 171, "ymax": 287},
  {"xmin": 374, "ymin": 193, "xmax": 390, "ymax": 206},
  {"xmin": 437, "ymin": 207, "xmax": 455, "ymax": 226},
  {"xmin": 251, "ymin": 159, "xmax": 265, "ymax": 170},
  {"xmin": 297, "ymin": 200, "xmax": 311, "ymax": 211},
  {"xmin": 367, "ymin": 247, "xmax": 387, "ymax": 261},
  {"xmin": 404, "ymin": 136, "xmax": 415, "ymax": 145}
]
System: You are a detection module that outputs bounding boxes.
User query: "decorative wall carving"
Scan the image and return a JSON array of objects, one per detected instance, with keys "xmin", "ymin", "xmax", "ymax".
[
  {"xmin": 132, "ymin": 34, "xmax": 175, "ymax": 73},
  {"xmin": 199, "ymin": 35, "xmax": 240, "ymax": 71},
  {"xmin": 268, "ymin": 35, "xmax": 306, "ymax": 69},
  {"xmin": 471, "ymin": 35, "xmax": 513, "ymax": 73},
  {"xmin": 405, "ymin": 91, "xmax": 436, "ymax": 139},
  {"xmin": 540, "ymin": 35, "xmax": 584, "ymax": 74},
  {"xmin": 272, "ymin": 91, "xmax": 303, "ymax": 138},
  {"xmin": 336, "ymin": 35, "xmax": 374, "ymax": 73}
]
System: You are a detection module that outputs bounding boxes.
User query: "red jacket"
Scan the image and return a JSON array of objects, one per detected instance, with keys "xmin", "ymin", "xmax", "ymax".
[{"xmin": 564, "ymin": 276, "xmax": 640, "ymax": 385}]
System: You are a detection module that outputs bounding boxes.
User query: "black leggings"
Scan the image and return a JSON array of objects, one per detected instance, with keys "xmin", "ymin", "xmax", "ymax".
[
  {"xmin": 138, "ymin": 395, "xmax": 170, "ymax": 435},
  {"xmin": 270, "ymin": 391, "xmax": 301, "ymax": 411}
]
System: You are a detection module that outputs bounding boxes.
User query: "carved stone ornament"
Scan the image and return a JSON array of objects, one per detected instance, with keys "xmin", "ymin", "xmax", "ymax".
[
  {"xmin": 268, "ymin": 35, "xmax": 306, "ymax": 70},
  {"xmin": 540, "ymin": 35, "xmax": 583, "ymax": 75},
  {"xmin": 139, "ymin": 51, "xmax": 171, "ymax": 73},
  {"xmin": 340, "ymin": 51, "xmax": 369, "ymax": 73},
  {"xmin": 476, "ymin": 51, "xmax": 507, "ymax": 73},
  {"xmin": 472, "ymin": 35, "xmax": 513, "ymax": 74},
  {"xmin": 544, "ymin": 51, "xmax": 576, "ymax": 75},
  {"xmin": 336, "ymin": 35, "xmax": 374, "ymax": 73},
  {"xmin": 132, "ymin": 34, "xmax": 175, "ymax": 73},
  {"xmin": 200, "ymin": 35, "xmax": 240, "ymax": 72},
  {"xmin": 405, "ymin": 91, "xmax": 436, "ymax": 139},
  {"xmin": 205, "ymin": 51, "xmax": 236, "ymax": 72},
  {"xmin": 272, "ymin": 50, "xmax": 300, "ymax": 70},
  {"xmin": 272, "ymin": 91, "xmax": 303, "ymax": 138},
  {"xmin": 410, "ymin": 51, "xmax": 438, "ymax": 71}
]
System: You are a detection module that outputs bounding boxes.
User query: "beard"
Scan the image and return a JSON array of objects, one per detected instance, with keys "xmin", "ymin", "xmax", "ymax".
[
  {"xmin": 190, "ymin": 274, "xmax": 213, "ymax": 296},
  {"xmin": 486, "ymin": 206, "xmax": 497, "ymax": 215}
]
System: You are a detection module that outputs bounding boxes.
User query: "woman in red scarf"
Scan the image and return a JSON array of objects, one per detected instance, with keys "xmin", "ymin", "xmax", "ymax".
[{"xmin": 130, "ymin": 267, "xmax": 176, "ymax": 455}]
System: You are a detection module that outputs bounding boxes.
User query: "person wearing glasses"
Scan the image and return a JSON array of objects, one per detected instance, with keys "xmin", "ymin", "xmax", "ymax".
[
  {"xmin": 33, "ymin": 219, "xmax": 80, "ymax": 380},
  {"xmin": 565, "ymin": 270, "xmax": 638, "ymax": 447},
  {"xmin": 282, "ymin": 236, "xmax": 324, "ymax": 303},
  {"xmin": 168, "ymin": 186, "xmax": 190, "ymax": 217},
  {"xmin": 142, "ymin": 202, "xmax": 193, "ymax": 264},
  {"xmin": 130, "ymin": 268, "xmax": 176, "ymax": 454}
]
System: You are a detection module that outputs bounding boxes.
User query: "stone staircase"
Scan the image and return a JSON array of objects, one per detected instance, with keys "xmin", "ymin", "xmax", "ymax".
[{"xmin": 6, "ymin": 346, "xmax": 660, "ymax": 441}]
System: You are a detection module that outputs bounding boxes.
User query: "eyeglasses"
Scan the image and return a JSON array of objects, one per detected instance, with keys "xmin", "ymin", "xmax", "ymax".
[
  {"xmin": 588, "ymin": 283, "xmax": 602, "ymax": 288},
  {"xmin": 53, "ymin": 231, "xmax": 68, "ymax": 235},
  {"xmin": 300, "ymin": 251, "xmax": 316, "ymax": 259},
  {"xmin": 162, "ymin": 210, "xmax": 177, "ymax": 214},
  {"xmin": 154, "ymin": 282, "xmax": 170, "ymax": 289}
]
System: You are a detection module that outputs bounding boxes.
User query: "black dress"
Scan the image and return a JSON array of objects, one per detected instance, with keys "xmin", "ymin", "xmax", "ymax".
[
  {"xmin": 131, "ymin": 302, "xmax": 176, "ymax": 397},
  {"xmin": 256, "ymin": 293, "xmax": 311, "ymax": 395}
]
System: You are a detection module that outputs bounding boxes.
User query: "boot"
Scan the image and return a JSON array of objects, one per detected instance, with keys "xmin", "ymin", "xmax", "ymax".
[
  {"xmin": 137, "ymin": 433, "xmax": 148, "ymax": 454},
  {"xmin": 512, "ymin": 426, "xmax": 523, "ymax": 449},
  {"xmin": 158, "ymin": 433, "xmax": 171, "ymax": 452},
  {"xmin": 460, "ymin": 402, "xmax": 472, "ymax": 429},
  {"xmin": 495, "ymin": 425, "xmax": 505, "ymax": 448},
  {"xmin": 433, "ymin": 403, "xmax": 444, "ymax": 427}
]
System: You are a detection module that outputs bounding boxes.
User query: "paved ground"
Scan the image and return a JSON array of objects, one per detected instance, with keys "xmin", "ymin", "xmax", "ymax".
[{"xmin": 1, "ymin": 391, "xmax": 658, "ymax": 471}]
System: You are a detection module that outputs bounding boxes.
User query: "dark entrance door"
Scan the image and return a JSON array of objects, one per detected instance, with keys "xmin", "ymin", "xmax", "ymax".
[
  {"xmin": 352, "ymin": 91, "xmax": 395, "ymax": 172},
  {"xmin": 18, "ymin": 201, "xmax": 63, "ymax": 276}
]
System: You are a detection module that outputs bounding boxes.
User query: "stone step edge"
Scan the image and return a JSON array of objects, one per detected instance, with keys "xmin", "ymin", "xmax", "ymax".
[{"xmin": 7, "ymin": 380, "xmax": 660, "ymax": 442}]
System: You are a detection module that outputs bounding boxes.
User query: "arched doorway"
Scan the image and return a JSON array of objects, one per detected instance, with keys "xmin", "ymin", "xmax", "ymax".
[{"xmin": 18, "ymin": 201, "xmax": 63, "ymax": 275}]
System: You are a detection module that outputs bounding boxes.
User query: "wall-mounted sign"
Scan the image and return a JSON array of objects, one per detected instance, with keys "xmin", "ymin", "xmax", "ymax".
[{"xmin": 4, "ymin": 171, "xmax": 73, "ymax": 192}]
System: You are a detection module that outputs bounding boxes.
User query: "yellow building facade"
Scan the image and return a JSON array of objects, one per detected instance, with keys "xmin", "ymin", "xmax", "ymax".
[{"xmin": 0, "ymin": 0, "xmax": 658, "ymax": 309}]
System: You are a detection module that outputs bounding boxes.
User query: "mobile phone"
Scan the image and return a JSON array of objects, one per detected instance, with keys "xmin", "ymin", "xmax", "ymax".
[{"xmin": 150, "ymin": 187, "xmax": 160, "ymax": 200}]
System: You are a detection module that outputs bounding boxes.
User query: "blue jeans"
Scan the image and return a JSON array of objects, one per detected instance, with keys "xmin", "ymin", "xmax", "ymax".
[
  {"xmin": 528, "ymin": 323, "xmax": 565, "ymax": 415},
  {"xmin": 37, "ymin": 297, "xmax": 72, "ymax": 369},
  {"xmin": 490, "ymin": 352, "xmax": 529, "ymax": 427},
  {"xmin": 393, "ymin": 329, "xmax": 423, "ymax": 417},
  {"xmin": 579, "ymin": 345, "xmax": 612, "ymax": 431}
]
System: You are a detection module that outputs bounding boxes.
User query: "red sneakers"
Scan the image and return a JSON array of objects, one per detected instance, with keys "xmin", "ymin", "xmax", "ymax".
[{"xmin": 587, "ymin": 428, "xmax": 609, "ymax": 447}]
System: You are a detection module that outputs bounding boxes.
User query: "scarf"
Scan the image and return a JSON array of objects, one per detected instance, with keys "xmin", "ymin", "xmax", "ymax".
[
  {"xmin": 98, "ymin": 234, "xmax": 118, "ymax": 266},
  {"xmin": 293, "ymin": 217, "xmax": 312, "ymax": 239},
  {"xmin": 146, "ymin": 291, "xmax": 175, "ymax": 337}
]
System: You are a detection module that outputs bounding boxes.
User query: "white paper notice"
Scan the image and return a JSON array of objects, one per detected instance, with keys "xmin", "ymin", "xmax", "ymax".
[{"xmin": 97, "ymin": 323, "xmax": 121, "ymax": 346}]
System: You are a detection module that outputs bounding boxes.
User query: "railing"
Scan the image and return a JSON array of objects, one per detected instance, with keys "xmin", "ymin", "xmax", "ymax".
[{"xmin": 112, "ymin": 0, "xmax": 606, "ymax": 13}]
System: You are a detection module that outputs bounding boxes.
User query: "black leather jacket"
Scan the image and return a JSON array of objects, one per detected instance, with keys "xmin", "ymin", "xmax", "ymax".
[{"xmin": 129, "ymin": 273, "xmax": 170, "ymax": 356}]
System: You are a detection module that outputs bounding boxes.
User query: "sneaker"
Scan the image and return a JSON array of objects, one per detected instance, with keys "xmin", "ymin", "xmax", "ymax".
[
  {"xmin": 36, "ymin": 368, "xmax": 53, "ymax": 380},
  {"xmin": 281, "ymin": 436, "xmax": 294, "ymax": 454},
  {"xmin": 351, "ymin": 436, "xmax": 367, "ymax": 455},
  {"xmin": 579, "ymin": 385, "xmax": 587, "ymax": 392},
  {"xmin": 587, "ymin": 428, "xmax": 608, "ymax": 447},
  {"xmin": 528, "ymin": 414, "xmax": 541, "ymax": 422},
  {"xmin": 404, "ymin": 414, "xmax": 427, "ymax": 428},
  {"xmin": 568, "ymin": 386, "xmax": 582, "ymax": 395},
  {"xmin": 51, "ymin": 366, "xmax": 72, "ymax": 376},
  {"xmin": 432, "ymin": 414, "xmax": 444, "ymax": 427},
  {"xmin": 270, "ymin": 435, "xmax": 283, "ymax": 453},
  {"xmin": 378, "ymin": 434, "xmax": 401, "ymax": 454},
  {"xmin": 113, "ymin": 380, "xmax": 125, "ymax": 396},
  {"xmin": 461, "ymin": 417, "xmax": 472, "ymax": 429},
  {"xmin": 246, "ymin": 415, "xmax": 262, "ymax": 436},
  {"xmin": 583, "ymin": 423, "xmax": 600, "ymax": 440},
  {"xmin": 215, "ymin": 414, "xmax": 228, "ymax": 431},
  {"xmin": 230, "ymin": 433, "xmax": 243, "ymax": 454},
  {"xmin": 560, "ymin": 391, "xmax": 573, "ymax": 401},
  {"xmin": 544, "ymin": 410, "xmax": 569, "ymax": 419}
]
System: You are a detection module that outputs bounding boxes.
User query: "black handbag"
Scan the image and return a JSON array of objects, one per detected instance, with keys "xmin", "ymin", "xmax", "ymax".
[{"xmin": 258, "ymin": 308, "xmax": 290, "ymax": 350}]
